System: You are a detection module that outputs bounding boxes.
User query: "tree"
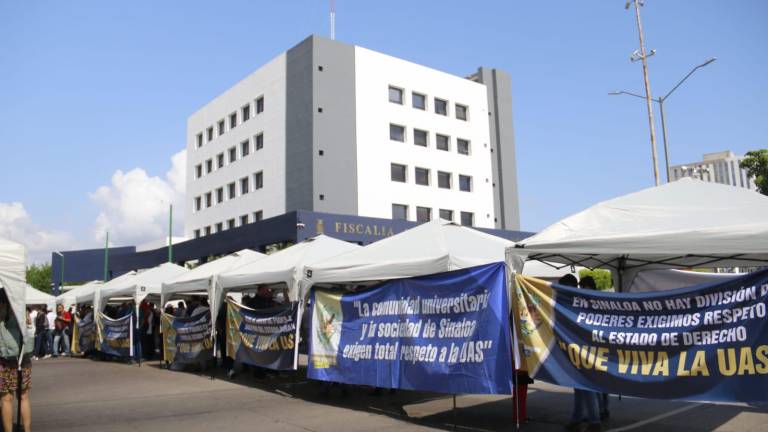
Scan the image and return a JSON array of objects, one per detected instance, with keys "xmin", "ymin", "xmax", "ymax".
[
  {"xmin": 26, "ymin": 263, "xmax": 52, "ymax": 293},
  {"xmin": 739, "ymin": 149, "xmax": 768, "ymax": 195},
  {"xmin": 578, "ymin": 268, "xmax": 614, "ymax": 291}
]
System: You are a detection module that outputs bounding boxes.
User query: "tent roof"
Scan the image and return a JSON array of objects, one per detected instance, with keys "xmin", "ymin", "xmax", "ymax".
[
  {"xmin": 513, "ymin": 178, "xmax": 768, "ymax": 277},
  {"xmin": 218, "ymin": 235, "xmax": 360, "ymax": 298},
  {"xmin": 57, "ymin": 280, "xmax": 103, "ymax": 305},
  {"xmin": 305, "ymin": 220, "xmax": 512, "ymax": 286},
  {"xmin": 26, "ymin": 284, "xmax": 55, "ymax": 306},
  {"xmin": 161, "ymin": 249, "xmax": 265, "ymax": 300},
  {"xmin": 0, "ymin": 237, "xmax": 27, "ymax": 329},
  {"xmin": 77, "ymin": 273, "xmax": 135, "ymax": 305},
  {"xmin": 101, "ymin": 262, "xmax": 187, "ymax": 301}
]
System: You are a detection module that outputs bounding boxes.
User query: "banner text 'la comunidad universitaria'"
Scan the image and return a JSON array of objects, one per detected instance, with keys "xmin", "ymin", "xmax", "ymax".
[
  {"xmin": 514, "ymin": 269, "xmax": 768, "ymax": 402},
  {"xmin": 308, "ymin": 262, "xmax": 513, "ymax": 395},
  {"xmin": 161, "ymin": 311, "xmax": 213, "ymax": 366}
]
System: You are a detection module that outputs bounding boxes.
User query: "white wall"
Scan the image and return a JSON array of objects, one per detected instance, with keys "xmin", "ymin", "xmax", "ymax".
[
  {"xmin": 185, "ymin": 54, "xmax": 287, "ymax": 237},
  {"xmin": 353, "ymin": 47, "xmax": 495, "ymax": 228}
]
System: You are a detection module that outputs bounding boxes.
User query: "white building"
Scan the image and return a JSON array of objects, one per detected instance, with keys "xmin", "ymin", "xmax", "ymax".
[
  {"xmin": 670, "ymin": 151, "xmax": 756, "ymax": 190},
  {"xmin": 185, "ymin": 35, "xmax": 520, "ymax": 239}
]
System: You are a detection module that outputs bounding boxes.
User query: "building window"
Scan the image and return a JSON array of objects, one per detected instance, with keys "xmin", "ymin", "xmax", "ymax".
[
  {"xmin": 228, "ymin": 146, "xmax": 237, "ymax": 163},
  {"xmin": 459, "ymin": 174, "xmax": 472, "ymax": 192},
  {"xmin": 392, "ymin": 204, "xmax": 408, "ymax": 220},
  {"xmin": 439, "ymin": 209, "xmax": 453, "ymax": 221},
  {"xmin": 391, "ymin": 163, "xmax": 407, "ymax": 182},
  {"xmin": 194, "ymin": 196, "xmax": 201, "ymax": 212},
  {"xmin": 218, "ymin": 120, "xmax": 225, "ymax": 136},
  {"xmin": 256, "ymin": 96, "xmax": 264, "ymax": 114},
  {"xmin": 412, "ymin": 92, "xmax": 426, "ymax": 110},
  {"xmin": 194, "ymin": 229, "xmax": 200, "ymax": 239},
  {"xmin": 254, "ymin": 210, "xmax": 263, "ymax": 222},
  {"xmin": 241, "ymin": 139, "xmax": 250, "ymax": 157},
  {"xmin": 205, "ymin": 226, "xmax": 212, "ymax": 236},
  {"xmin": 240, "ymin": 214, "xmax": 249, "ymax": 226},
  {"xmin": 217, "ymin": 153, "xmax": 224, "ymax": 169},
  {"xmin": 415, "ymin": 167, "xmax": 430, "ymax": 186},
  {"xmin": 228, "ymin": 182, "xmax": 236, "ymax": 199},
  {"xmin": 206, "ymin": 159, "xmax": 213, "ymax": 174},
  {"xmin": 413, "ymin": 129, "xmax": 428, "ymax": 147},
  {"xmin": 455, "ymin": 104, "xmax": 468, "ymax": 121},
  {"xmin": 255, "ymin": 133, "xmax": 264, "ymax": 150},
  {"xmin": 196, "ymin": 133, "xmax": 203, "ymax": 148},
  {"xmin": 388, "ymin": 86, "xmax": 403, "ymax": 104},
  {"xmin": 416, "ymin": 206, "xmax": 431, "ymax": 223},
  {"xmin": 436, "ymin": 134, "xmax": 450, "ymax": 151},
  {"xmin": 437, "ymin": 171, "xmax": 451, "ymax": 189},
  {"xmin": 205, "ymin": 192, "xmax": 212, "ymax": 208},
  {"xmin": 242, "ymin": 104, "xmax": 251, "ymax": 122},
  {"xmin": 227, "ymin": 219, "xmax": 236, "ymax": 229},
  {"xmin": 457, "ymin": 139, "xmax": 470, "ymax": 155},
  {"xmin": 390, "ymin": 124, "xmax": 405, "ymax": 142},
  {"xmin": 435, "ymin": 98, "xmax": 448, "ymax": 116},
  {"xmin": 206, "ymin": 127, "xmax": 213, "ymax": 141},
  {"xmin": 460, "ymin": 211, "xmax": 474, "ymax": 227},
  {"xmin": 216, "ymin": 187, "xmax": 224, "ymax": 204},
  {"xmin": 216, "ymin": 222, "xmax": 223, "ymax": 232},
  {"xmin": 240, "ymin": 177, "xmax": 249, "ymax": 194},
  {"xmin": 254, "ymin": 171, "xmax": 263, "ymax": 189},
  {"xmin": 229, "ymin": 112, "xmax": 237, "ymax": 129},
  {"xmin": 195, "ymin": 164, "xmax": 202, "ymax": 179}
]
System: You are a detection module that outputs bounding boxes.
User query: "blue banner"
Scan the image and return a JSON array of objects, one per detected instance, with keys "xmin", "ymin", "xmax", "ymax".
[
  {"xmin": 226, "ymin": 299, "xmax": 298, "ymax": 370},
  {"xmin": 161, "ymin": 311, "xmax": 213, "ymax": 366},
  {"xmin": 97, "ymin": 313, "xmax": 133, "ymax": 358},
  {"xmin": 515, "ymin": 269, "xmax": 768, "ymax": 402},
  {"xmin": 308, "ymin": 262, "xmax": 513, "ymax": 395}
]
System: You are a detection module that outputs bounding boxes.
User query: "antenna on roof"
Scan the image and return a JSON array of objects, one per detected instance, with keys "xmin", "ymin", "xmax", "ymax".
[{"xmin": 330, "ymin": 0, "xmax": 336, "ymax": 40}]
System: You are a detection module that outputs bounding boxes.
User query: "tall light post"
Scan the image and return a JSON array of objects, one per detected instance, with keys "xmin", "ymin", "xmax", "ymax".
[
  {"xmin": 53, "ymin": 251, "xmax": 64, "ymax": 295},
  {"xmin": 610, "ymin": 58, "xmax": 716, "ymax": 182},
  {"xmin": 626, "ymin": 0, "xmax": 660, "ymax": 186}
]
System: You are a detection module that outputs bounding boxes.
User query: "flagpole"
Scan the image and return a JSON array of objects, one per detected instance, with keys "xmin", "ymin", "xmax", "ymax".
[{"xmin": 103, "ymin": 231, "xmax": 109, "ymax": 282}]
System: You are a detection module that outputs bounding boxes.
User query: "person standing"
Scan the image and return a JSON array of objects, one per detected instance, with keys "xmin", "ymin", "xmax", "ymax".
[
  {"xmin": 53, "ymin": 305, "xmax": 71, "ymax": 357},
  {"xmin": 0, "ymin": 291, "xmax": 33, "ymax": 432},
  {"xmin": 44, "ymin": 307, "xmax": 56, "ymax": 359},
  {"xmin": 33, "ymin": 306, "xmax": 47, "ymax": 359}
]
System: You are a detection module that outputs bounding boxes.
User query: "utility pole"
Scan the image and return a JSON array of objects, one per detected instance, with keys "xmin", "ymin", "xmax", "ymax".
[{"xmin": 628, "ymin": 0, "xmax": 660, "ymax": 186}]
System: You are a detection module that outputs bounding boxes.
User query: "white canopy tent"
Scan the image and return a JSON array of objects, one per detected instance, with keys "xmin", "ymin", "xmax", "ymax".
[
  {"xmin": 509, "ymin": 178, "xmax": 768, "ymax": 291},
  {"xmin": 94, "ymin": 263, "xmax": 188, "ymax": 318},
  {"xmin": 628, "ymin": 269, "xmax": 743, "ymax": 293},
  {"xmin": 76, "ymin": 272, "xmax": 135, "ymax": 306},
  {"xmin": 302, "ymin": 219, "xmax": 513, "ymax": 296},
  {"xmin": 160, "ymin": 249, "xmax": 265, "ymax": 323},
  {"xmin": 56, "ymin": 280, "xmax": 103, "ymax": 309},
  {"xmin": 218, "ymin": 235, "xmax": 361, "ymax": 304},
  {"xmin": 0, "ymin": 237, "xmax": 28, "ymax": 335},
  {"xmin": 26, "ymin": 284, "xmax": 55, "ymax": 309}
]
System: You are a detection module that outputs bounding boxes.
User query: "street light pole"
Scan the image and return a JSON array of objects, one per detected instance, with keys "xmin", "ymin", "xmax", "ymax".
[
  {"xmin": 54, "ymin": 251, "xmax": 64, "ymax": 295},
  {"xmin": 168, "ymin": 203, "xmax": 173, "ymax": 263},
  {"xmin": 628, "ymin": 0, "xmax": 660, "ymax": 186}
]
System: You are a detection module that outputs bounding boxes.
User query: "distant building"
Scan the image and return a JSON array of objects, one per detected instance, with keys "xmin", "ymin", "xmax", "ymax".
[
  {"xmin": 670, "ymin": 151, "xmax": 756, "ymax": 190},
  {"xmin": 185, "ymin": 34, "xmax": 520, "ymax": 239}
]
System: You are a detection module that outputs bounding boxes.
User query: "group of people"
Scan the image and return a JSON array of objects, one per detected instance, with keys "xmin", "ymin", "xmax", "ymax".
[{"xmin": 28, "ymin": 304, "xmax": 72, "ymax": 360}]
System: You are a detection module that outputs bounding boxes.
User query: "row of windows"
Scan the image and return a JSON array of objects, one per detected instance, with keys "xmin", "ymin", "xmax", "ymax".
[
  {"xmin": 193, "ymin": 211, "xmax": 264, "ymax": 238},
  {"xmin": 391, "ymin": 164, "xmax": 473, "ymax": 192},
  {"xmin": 195, "ymin": 133, "xmax": 264, "ymax": 179},
  {"xmin": 388, "ymin": 86, "xmax": 469, "ymax": 121},
  {"xmin": 195, "ymin": 96, "xmax": 265, "ymax": 148},
  {"xmin": 193, "ymin": 171, "xmax": 264, "ymax": 212},
  {"xmin": 391, "ymin": 204, "xmax": 474, "ymax": 226},
  {"xmin": 389, "ymin": 124, "xmax": 472, "ymax": 155}
]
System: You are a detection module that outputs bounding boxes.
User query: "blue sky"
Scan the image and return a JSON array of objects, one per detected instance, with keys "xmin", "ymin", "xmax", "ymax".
[{"xmin": 0, "ymin": 1, "xmax": 766, "ymax": 261}]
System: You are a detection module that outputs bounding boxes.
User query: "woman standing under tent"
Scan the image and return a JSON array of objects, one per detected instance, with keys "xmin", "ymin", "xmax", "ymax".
[{"xmin": 0, "ymin": 291, "xmax": 32, "ymax": 431}]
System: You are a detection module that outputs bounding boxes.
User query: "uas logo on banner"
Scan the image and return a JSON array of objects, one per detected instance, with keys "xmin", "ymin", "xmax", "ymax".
[
  {"xmin": 226, "ymin": 299, "xmax": 298, "ymax": 370},
  {"xmin": 514, "ymin": 269, "xmax": 768, "ymax": 402},
  {"xmin": 96, "ymin": 313, "xmax": 133, "ymax": 358},
  {"xmin": 308, "ymin": 262, "xmax": 513, "ymax": 395},
  {"xmin": 71, "ymin": 314, "xmax": 96, "ymax": 354},
  {"xmin": 161, "ymin": 312, "xmax": 214, "ymax": 366}
]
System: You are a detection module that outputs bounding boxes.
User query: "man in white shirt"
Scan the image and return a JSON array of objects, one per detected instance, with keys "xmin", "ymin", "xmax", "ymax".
[{"xmin": 45, "ymin": 308, "xmax": 56, "ymax": 358}]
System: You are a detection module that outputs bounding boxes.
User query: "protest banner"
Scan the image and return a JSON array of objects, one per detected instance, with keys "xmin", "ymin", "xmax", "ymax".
[
  {"xmin": 226, "ymin": 299, "xmax": 298, "ymax": 370},
  {"xmin": 71, "ymin": 314, "xmax": 96, "ymax": 354},
  {"xmin": 514, "ymin": 269, "xmax": 768, "ymax": 402},
  {"xmin": 308, "ymin": 262, "xmax": 513, "ymax": 395},
  {"xmin": 161, "ymin": 311, "xmax": 213, "ymax": 365},
  {"xmin": 96, "ymin": 313, "xmax": 133, "ymax": 358}
]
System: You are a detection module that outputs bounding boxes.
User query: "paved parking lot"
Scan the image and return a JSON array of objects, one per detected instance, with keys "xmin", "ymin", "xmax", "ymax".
[{"xmin": 31, "ymin": 357, "xmax": 767, "ymax": 432}]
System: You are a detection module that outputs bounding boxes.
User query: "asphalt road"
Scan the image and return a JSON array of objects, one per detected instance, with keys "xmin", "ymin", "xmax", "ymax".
[{"xmin": 30, "ymin": 357, "xmax": 767, "ymax": 432}]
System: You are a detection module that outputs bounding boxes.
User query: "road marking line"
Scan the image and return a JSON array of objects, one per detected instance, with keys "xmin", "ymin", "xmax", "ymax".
[{"xmin": 606, "ymin": 404, "xmax": 700, "ymax": 432}]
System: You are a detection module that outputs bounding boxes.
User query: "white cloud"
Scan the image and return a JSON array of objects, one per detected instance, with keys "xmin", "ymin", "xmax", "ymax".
[
  {"xmin": 0, "ymin": 202, "xmax": 75, "ymax": 264},
  {"xmin": 90, "ymin": 149, "xmax": 186, "ymax": 246}
]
